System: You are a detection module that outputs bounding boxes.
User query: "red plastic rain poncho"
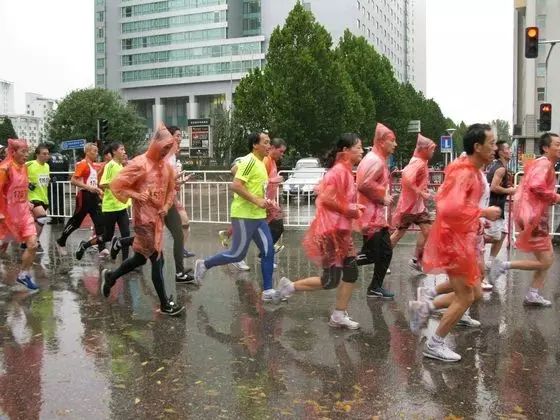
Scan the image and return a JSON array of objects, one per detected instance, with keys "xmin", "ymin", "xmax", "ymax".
[
  {"xmin": 357, "ymin": 123, "xmax": 394, "ymax": 237},
  {"xmin": 302, "ymin": 153, "xmax": 360, "ymax": 268},
  {"xmin": 0, "ymin": 139, "xmax": 36, "ymax": 242},
  {"xmin": 391, "ymin": 134, "xmax": 435, "ymax": 228},
  {"xmin": 422, "ymin": 157, "xmax": 483, "ymax": 285},
  {"xmin": 513, "ymin": 156, "xmax": 558, "ymax": 252},
  {"xmin": 110, "ymin": 125, "xmax": 176, "ymax": 258}
]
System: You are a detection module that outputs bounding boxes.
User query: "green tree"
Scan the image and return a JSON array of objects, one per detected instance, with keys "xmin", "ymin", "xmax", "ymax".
[
  {"xmin": 211, "ymin": 107, "xmax": 245, "ymax": 166},
  {"xmin": 0, "ymin": 117, "xmax": 17, "ymax": 146},
  {"xmin": 45, "ymin": 88, "xmax": 147, "ymax": 155},
  {"xmin": 491, "ymin": 119, "xmax": 511, "ymax": 142}
]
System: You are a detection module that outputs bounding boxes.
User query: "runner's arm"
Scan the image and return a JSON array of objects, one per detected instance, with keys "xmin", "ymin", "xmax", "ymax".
[{"xmin": 490, "ymin": 167, "xmax": 515, "ymax": 195}]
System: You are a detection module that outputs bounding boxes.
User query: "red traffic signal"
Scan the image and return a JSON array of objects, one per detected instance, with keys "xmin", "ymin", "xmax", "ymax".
[
  {"xmin": 525, "ymin": 26, "xmax": 539, "ymax": 58},
  {"xmin": 539, "ymin": 103, "xmax": 552, "ymax": 132}
]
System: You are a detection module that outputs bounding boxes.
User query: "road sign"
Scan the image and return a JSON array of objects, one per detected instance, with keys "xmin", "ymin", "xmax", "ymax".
[
  {"xmin": 61, "ymin": 139, "xmax": 86, "ymax": 151},
  {"xmin": 440, "ymin": 136, "xmax": 452, "ymax": 153}
]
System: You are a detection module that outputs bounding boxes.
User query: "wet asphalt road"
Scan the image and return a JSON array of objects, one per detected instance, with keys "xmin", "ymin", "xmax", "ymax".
[{"xmin": 1, "ymin": 223, "xmax": 560, "ymax": 419}]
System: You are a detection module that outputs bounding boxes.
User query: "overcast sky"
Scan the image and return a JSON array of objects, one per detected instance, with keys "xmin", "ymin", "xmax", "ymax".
[{"xmin": 0, "ymin": 0, "xmax": 513, "ymax": 125}]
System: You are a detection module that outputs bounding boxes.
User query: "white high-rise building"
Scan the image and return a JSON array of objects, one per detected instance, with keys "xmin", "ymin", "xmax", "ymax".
[
  {"xmin": 25, "ymin": 92, "xmax": 55, "ymax": 120},
  {"xmin": 0, "ymin": 80, "xmax": 15, "ymax": 115},
  {"xmin": 513, "ymin": 0, "xmax": 560, "ymax": 156},
  {"xmin": 1, "ymin": 114, "xmax": 42, "ymax": 147},
  {"xmin": 96, "ymin": 0, "xmax": 426, "ymax": 140}
]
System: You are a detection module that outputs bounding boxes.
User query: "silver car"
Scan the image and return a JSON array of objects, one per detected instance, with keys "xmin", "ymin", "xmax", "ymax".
[{"xmin": 282, "ymin": 167, "xmax": 325, "ymax": 201}]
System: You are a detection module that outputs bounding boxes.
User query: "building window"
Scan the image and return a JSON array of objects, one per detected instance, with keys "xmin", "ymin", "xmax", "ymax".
[
  {"xmin": 97, "ymin": 28, "xmax": 104, "ymax": 38},
  {"xmin": 96, "ymin": 42, "xmax": 105, "ymax": 53},
  {"xmin": 96, "ymin": 11, "xmax": 104, "ymax": 22},
  {"xmin": 96, "ymin": 58, "xmax": 105, "ymax": 69},
  {"xmin": 96, "ymin": 74, "xmax": 105, "ymax": 86},
  {"xmin": 537, "ymin": 63, "xmax": 546, "ymax": 77},
  {"xmin": 537, "ymin": 87, "xmax": 545, "ymax": 101},
  {"xmin": 357, "ymin": 19, "xmax": 361, "ymax": 29}
]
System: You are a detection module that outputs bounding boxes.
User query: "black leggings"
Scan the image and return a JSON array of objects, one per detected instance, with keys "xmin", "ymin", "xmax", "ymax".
[
  {"xmin": 358, "ymin": 228, "xmax": 393, "ymax": 290},
  {"xmin": 164, "ymin": 204, "xmax": 185, "ymax": 274},
  {"xmin": 108, "ymin": 252, "xmax": 168, "ymax": 306},
  {"xmin": 58, "ymin": 190, "xmax": 104, "ymax": 247},
  {"xmin": 82, "ymin": 209, "xmax": 131, "ymax": 259}
]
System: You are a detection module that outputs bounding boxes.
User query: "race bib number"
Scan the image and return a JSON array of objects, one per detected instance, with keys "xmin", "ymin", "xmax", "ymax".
[
  {"xmin": 11, "ymin": 187, "xmax": 27, "ymax": 203},
  {"xmin": 38, "ymin": 174, "xmax": 50, "ymax": 187},
  {"xmin": 88, "ymin": 178, "xmax": 98, "ymax": 187}
]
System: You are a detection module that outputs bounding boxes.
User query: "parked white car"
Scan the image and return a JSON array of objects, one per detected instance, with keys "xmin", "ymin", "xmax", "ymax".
[
  {"xmin": 282, "ymin": 167, "xmax": 325, "ymax": 200},
  {"xmin": 295, "ymin": 157, "xmax": 320, "ymax": 170}
]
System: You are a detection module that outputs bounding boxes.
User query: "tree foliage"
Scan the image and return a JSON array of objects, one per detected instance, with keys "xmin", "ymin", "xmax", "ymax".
[
  {"xmin": 210, "ymin": 107, "xmax": 245, "ymax": 166},
  {"xmin": 233, "ymin": 3, "xmax": 451, "ymax": 163},
  {"xmin": 0, "ymin": 117, "xmax": 17, "ymax": 146},
  {"xmin": 491, "ymin": 119, "xmax": 511, "ymax": 142},
  {"xmin": 46, "ymin": 88, "xmax": 147, "ymax": 155}
]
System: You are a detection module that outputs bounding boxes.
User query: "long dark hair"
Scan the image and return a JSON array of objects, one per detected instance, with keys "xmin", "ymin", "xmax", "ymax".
[{"xmin": 323, "ymin": 133, "xmax": 360, "ymax": 169}]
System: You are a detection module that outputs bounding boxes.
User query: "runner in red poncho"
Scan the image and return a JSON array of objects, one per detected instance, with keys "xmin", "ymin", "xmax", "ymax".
[
  {"xmin": 100, "ymin": 124, "xmax": 184, "ymax": 316},
  {"xmin": 355, "ymin": 123, "xmax": 397, "ymax": 299},
  {"xmin": 488, "ymin": 132, "xmax": 560, "ymax": 307},
  {"xmin": 273, "ymin": 134, "xmax": 365, "ymax": 329},
  {"xmin": 390, "ymin": 133, "xmax": 436, "ymax": 272},
  {"xmin": 0, "ymin": 138, "xmax": 39, "ymax": 290},
  {"xmin": 408, "ymin": 124, "xmax": 501, "ymax": 362}
]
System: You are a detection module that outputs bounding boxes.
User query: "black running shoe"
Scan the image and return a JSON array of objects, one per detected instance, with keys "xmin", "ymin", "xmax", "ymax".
[
  {"xmin": 161, "ymin": 296, "xmax": 185, "ymax": 316},
  {"xmin": 109, "ymin": 237, "xmax": 122, "ymax": 260},
  {"xmin": 366, "ymin": 287, "xmax": 395, "ymax": 300},
  {"xmin": 100, "ymin": 269, "xmax": 114, "ymax": 298},
  {"xmin": 176, "ymin": 272, "xmax": 196, "ymax": 284},
  {"xmin": 75, "ymin": 241, "xmax": 88, "ymax": 261}
]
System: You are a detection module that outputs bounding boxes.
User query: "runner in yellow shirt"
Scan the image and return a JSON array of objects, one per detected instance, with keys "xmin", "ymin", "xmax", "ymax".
[
  {"xmin": 26, "ymin": 143, "xmax": 51, "ymax": 252},
  {"xmin": 75, "ymin": 142, "xmax": 131, "ymax": 260}
]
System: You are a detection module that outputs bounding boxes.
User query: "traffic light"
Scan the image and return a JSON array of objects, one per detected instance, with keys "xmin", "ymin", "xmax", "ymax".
[
  {"xmin": 98, "ymin": 119, "xmax": 109, "ymax": 141},
  {"xmin": 539, "ymin": 103, "xmax": 552, "ymax": 132},
  {"xmin": 525, "ymin": 27, "xmax": 539, "ymax": 58}
]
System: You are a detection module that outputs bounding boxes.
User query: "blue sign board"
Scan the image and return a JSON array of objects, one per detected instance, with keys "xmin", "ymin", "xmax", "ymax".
[
  {"xmin": 440, "ymin": 136, "xmax": 452, "ymax": 153},
  {"xmin": 61, "ymin": 139, "xmax": 86, "ymax": 151}
]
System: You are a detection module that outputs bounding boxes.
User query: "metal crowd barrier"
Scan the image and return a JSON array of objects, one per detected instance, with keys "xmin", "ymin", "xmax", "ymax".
[{"xmin": 46, "ymin": 169, "xmax": 450, "ymax": 230}]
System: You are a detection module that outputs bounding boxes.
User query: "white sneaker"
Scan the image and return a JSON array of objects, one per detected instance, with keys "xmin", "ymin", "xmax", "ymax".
[
  {"xmin": 99, "ymin": 249, "xmax": 110, "ymax": 257},
  {"xmin": 523, "ymin": 293, "xmax": 552, "ymax": 307},
  {"xmin": 328, "ymin": 311, "xmax": 360, "ymax": 330},
  {"xmin": 218, "ymin": 230, "xmax": 230, "ymax": 248},
  {"xmin": 408, "ymin": 300, "xmax": 430, "ymax": 333},
  {"xmin": 481, "ymin": 279, "xmax": 493, "ymax": 291},
  {"xmin": 457, "ymin": 313, "xmax": 481, "ymax": 327},
  {"xmin": 488, "ymin": 258, "xmax": 507, "ymax": 283},
  {"xmin": 232, "ymin": 260, "xmax": 250, "ymax": 271},
  {"xmin": 261, "ymin": 289, "xmax": 277, "ymax": 302},
  {"xmin": 423, "ymin": 339, "xmax": 461, "ymax": 362},
  {"xmin": 194, "ymin": 259, "xmax": 207, "ymax": 285},
  {"xmin": 417, "ymin": 286, "xmax": 434, "ymax": 302},
  {"xmin": 56, "ymin": 243, "xmax": 67, "ymax": 256},
  {"xmin": 278, "ymin": 277, "xmax": 293, "ymax": 299}
]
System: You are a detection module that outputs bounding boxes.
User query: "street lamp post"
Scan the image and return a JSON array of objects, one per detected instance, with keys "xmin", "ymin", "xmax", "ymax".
[{"xmin": 445, "ymin": 128, "xmax": 456, "ymax": 165}]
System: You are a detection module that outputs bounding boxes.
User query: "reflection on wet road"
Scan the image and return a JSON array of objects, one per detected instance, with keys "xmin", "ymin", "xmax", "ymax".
[{"xmin": 1, "ymin": 224, "xmax": 560, "ymax": 418}]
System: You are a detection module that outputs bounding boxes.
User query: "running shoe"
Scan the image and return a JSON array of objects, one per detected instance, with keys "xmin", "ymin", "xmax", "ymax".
[
  {"xmin": 160, "ymin": 296, "xmax": 185, "ymax": 316},
  {"xmin": 99, "ymin": 249, "xmax": 110, "ymax": 258},
  {"xmin": 408, "ymin": 258, "xmax": 423, "ymax": 272},
  {"xmin": 100, "ymin": 269, "xmax": 113, "ymax": 298},
  {"xmin": 423, "ymin": 340, "xmax": 461, "ymax": 362},
  {"xmin": 232, "ymin": 260, "xmax": 250, "ymax": 271},
  {"xmin": 417, "ymin": 286, "xmax": 435, "ymax": 302},
  {"xmin": 183, "ymin": 249, "xmax": 196, "ymax": 258},
  {"xmin": 218, "ymin": 230, "xmax": 230, "ymax": 248},
  {"xmin": 16, "ymin": 274, "xmax": 38, "ymax": 291},
  {"xmin": 488, "ymin": 258, "xmax": 507, "ymax": 283},
  {"xmin": 109, "ymin": 237, "xmax": 122, "ymax": 260},
  {"xmin": 367, "ymin": 287, "xmax": 395, "ymax": 299},
  {"xmin": 523, "ymin": 293, "xmax": 552, "ymax": 307},
  {"xmin": 194, "ymin": 259, "xmax": 207, "ymax": 285},
  {"xmin": 274, "ymin": 244, "xmax": 285, "ymax": 255},
  {"xmin": 386, "ymin": 268, "xmax": 391, "ymax": 275},
  {"xmin": 36, "ymin": 242, "xmax": 44, "ymax": 254},
  {"xmin": 176, "ymin": 271, "xmax": 196, "ymax": 285},
  {"xmin": 457, "ymin": 313, "xmax": 481, "ymax": 327},
  {"xmin": 408, "ymin": 300, "xmax": 430, "ymax": 333},
  {"xmin": 55, "ymin": 241, "xmax": 67, "ymax": 256},
  {"xmin": 328, "ymin": 311, "xmax": 360, "ymax": 330},
  {"xmin": 481, "ymin": 279, "xmax": 493, "ymax": 291},
  {"xmin": 261, "ymin": 289, "xmax": 278, "ymax": 302},
  {"xmin": 75, "ymin": 241, "xmax": 88, "ymax": 261},
  {"xmin": 272, "ymin": 277, "xmax": 293, "ymax": 303}
]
